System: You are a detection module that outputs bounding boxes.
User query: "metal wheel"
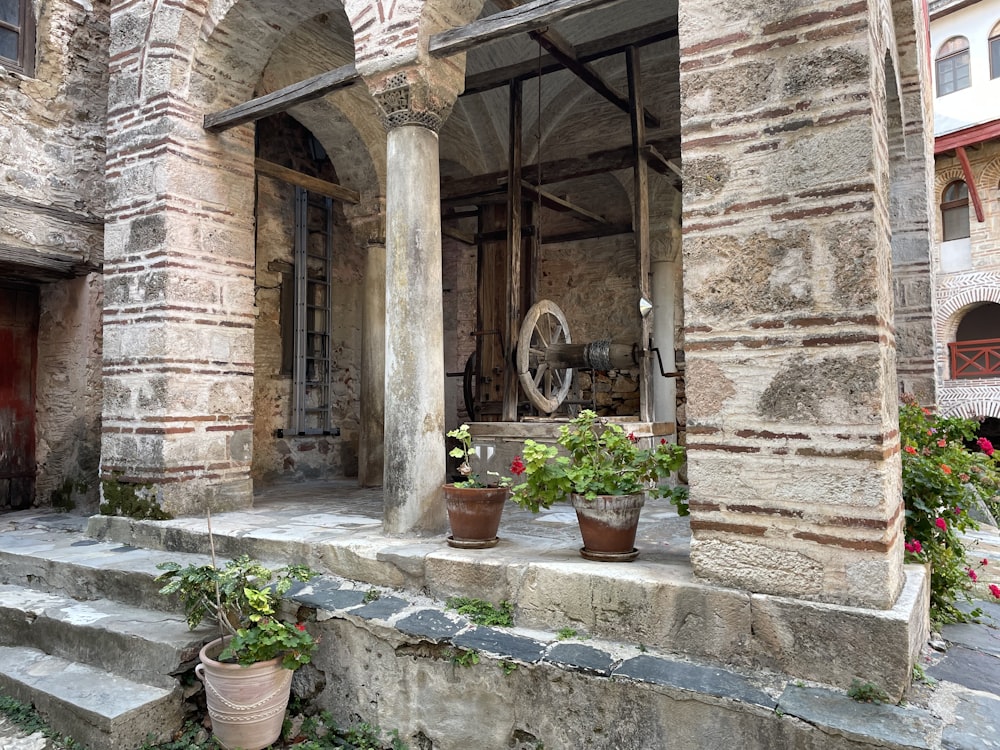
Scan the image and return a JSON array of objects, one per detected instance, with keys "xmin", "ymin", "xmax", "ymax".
[{"xmin": 517, "ymin": 300, "xmax": 573, "ymax": 414}]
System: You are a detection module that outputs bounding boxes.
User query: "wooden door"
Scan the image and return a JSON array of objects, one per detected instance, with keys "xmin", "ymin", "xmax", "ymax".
[{"xmin": 0, "ymin": 284, "xmax": 38, "ymax": 511}]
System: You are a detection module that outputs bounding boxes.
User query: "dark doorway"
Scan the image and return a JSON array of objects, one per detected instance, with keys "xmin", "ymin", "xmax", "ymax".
[{"xmin": 0, "ymin": 283, "xmax": 38, "ymax": 511}]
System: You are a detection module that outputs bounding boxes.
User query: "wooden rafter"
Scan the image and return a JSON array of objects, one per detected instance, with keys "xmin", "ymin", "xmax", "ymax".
[
  {"xmin": 463, "ymin": 15, "xmax": 676, "ymax": 96},
  {"xmin": 490, "ymin": 0, "xmax": 658, "ymax": 127},
  {"xmin": 520, "ymin": 181, "xmax": 607, "ymax": 224},
  {"xmin": 429, "ymin": 0, "xmax": 628, "ymax": 58}
]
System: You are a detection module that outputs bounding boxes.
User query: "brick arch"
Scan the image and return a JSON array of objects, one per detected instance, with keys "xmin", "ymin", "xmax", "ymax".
[
  {"xmin": 934, "ymin": 166, "xmax": 966, "ymax": 195},
  {"xmin": 936, "ymin": 282, "xmax": 1000, "ymax": 343},
  {"xmin": 980, "ymin": 155, "xmax": 1000, "ymax": 192},
  {"xmin": 939, "ymin": 396, "xmax": 1000, "ymax": 420}
]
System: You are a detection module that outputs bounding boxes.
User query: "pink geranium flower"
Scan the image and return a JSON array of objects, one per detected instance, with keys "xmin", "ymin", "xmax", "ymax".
[
  {"xmin": 935, "ymin": 517, "xmax": 947, "ymax": 531},
  {"xmin": 978, "ymin": 437, "xmax": 994, "ymax": 457}
]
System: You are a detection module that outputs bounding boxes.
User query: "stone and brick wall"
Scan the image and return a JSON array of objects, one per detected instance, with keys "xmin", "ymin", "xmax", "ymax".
[
  {"xmin": 0, "ymin": 0, "xmax": 109, "ymax": 510},
  {"xmin": 933, "ymin": 139, "xmax": 1000, "ymax": 419}
]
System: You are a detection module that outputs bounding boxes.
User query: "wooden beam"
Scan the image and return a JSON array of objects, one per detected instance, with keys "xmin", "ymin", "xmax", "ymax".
[
  {"xmin": 430, "ymin": 0, "xmax": 627, "ymax": 58},
  {"xmin": 528, "ymin": 29, "xmax": 659, "ymax": 128},
  {"xmin": 205, "ymin": 63, "xmax": 359, "ymax": 132},
  {"xmin": 544, "ymin": 222, "xmax": 632, "ymax": 244},
  {"xmin": 254, "ymin": 159, "xmax": 360, "ymax": 203},
  {"xmin": 442, "ymin": 225, "xmax": 477, "ymax": 245},
  {"xmin": 955, "ymin": 146, "xmax": 985, "ymax": 223},
  {"xmin": 490, "ymin": 0, "xmax": 658, "ymax": 126},
  {"xmin": 441, "ymin": 138, "xmax": 680, "ymax": 202},
  {"xmin": 462, "ymin": 15, "xmax": 677, "ymax": 96},
  {"xmin": 628, "ymin": 47, "xmax": 652, "ymax": 422},
  {"xmin": 520, "ymin": 181, "xmax": 607, "ymax": 224}
]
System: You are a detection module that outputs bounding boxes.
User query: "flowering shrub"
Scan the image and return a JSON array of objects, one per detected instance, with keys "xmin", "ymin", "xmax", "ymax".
[
  {"xmin": 899, "ymin": 399, "xmax": 1000, "ymax": 624},
  {"xmin": 509, "ymin": 410, "xmax": 687, "ymax": 513}
]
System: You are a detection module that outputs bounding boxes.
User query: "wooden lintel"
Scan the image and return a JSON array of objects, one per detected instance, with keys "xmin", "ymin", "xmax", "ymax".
[
  {"xmin": 205, "ymin": 63, "xmax": 359, "ymax": 132},
  {"xmin": 443, "ymin": 225, "xmax": 477, "ymax": 245},
  {"xmin": 254, "ymin": 159, "xmax": 360, "ymax": 204},
  {"xmin": 477, "ymin": 226, "xmax": 536, "ymax": 243},
  {"xmin": 520, "ymin": 181, "xmax": 607, "ymax": 224},
  {"xmin": 430, "ymin": 0, "xmax": 627, "ymax": 58},
  {"xmin": 463, "ymin": 15, "xmax": 677, "ymax": 96}
]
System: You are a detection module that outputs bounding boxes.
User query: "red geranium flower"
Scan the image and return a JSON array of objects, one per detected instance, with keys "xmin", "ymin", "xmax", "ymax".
[
  {"xmin": 935, "ymin": 517, "xmax": 947, "ymax": 531},
  {"xmin": 940, "ymin": 464, "xmax": 952, "ymax": 475},
  {"xmin": 904, "ymin": 446, "xmax": 917, "ymax": 455},
  {"xmin": 990, "ymin": 584, "xmax": 1000, "ymax": 599},
  {"xmin": 978, "ymin": 437, "xmax": 994, "ymax": 457},
  {"xmin": 510, "ymin": 456, "xmax": 526, "ymax": 476},
  {"xmin": 295, "ymin": 623, "xmax": 306, "ymax": 631}
]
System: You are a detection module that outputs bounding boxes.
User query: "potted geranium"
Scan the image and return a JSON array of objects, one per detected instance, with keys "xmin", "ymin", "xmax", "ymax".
[
  {"xmin": 510, "ymin": 410, "xmax": 686, "ymax": 561},
  {"xmin": 156, "ymin": 554, "xmax": 317, "ymax": 750},
  {"xmin": 444, "ymin": 423, "xmax": 513, "ymax": 548}
]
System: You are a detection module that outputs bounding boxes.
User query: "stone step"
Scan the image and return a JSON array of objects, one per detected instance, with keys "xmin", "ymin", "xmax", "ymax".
[
  {"xmin": 0, "ymin": 519, "xmax": 215, "ymax": 614},
  {"xmin": 0, "ymin": 645, "xmax": 182, "ymax": 750},
  {"xmin": 0, "ymin": 583, "xmax": 214, "ymax": 689}
]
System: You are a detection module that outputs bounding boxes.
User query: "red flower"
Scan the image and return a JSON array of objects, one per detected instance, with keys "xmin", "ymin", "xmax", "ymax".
[
  {"xmin": 940, "ymin": 464, "xmax": 952, "ymax": 475},
  {"xmin": 978, "ymin": 437, "xmax": 994, "ymax": 457},
  {"xmin": 660, "ymin": 438, "xmax": 667, "ymax": 445},
  {"xmin": 937, "ymin": 439, "xmax": 947, "ymax": 448},
  {"xmin": 904, "ymin": 539, "xmax": 922, "ymax": 554},
  {"xmin": 295, "ymin": 623, "xmax": 306, "ymax": 631},
  {"xmin": 990, "ymin": 584, "xmax": 1000, "ymax": 599},
  {"xmin": 935, "ymin": 517, "xmax": 947, "ymax": 531},
  {"xmin": 968, "ymin": 568, "xmax": 978, "ymax": 582},
  {"xmin": 904, "ymin": 446, "xmax": 917, "ymax": 455},
  {"xmin": 510, "ymin": 456, "xmax": 526, "ymax": 476},
  {"xmin": 922, "ymin": 407, "xmax": 931, "ymax": 416},
  {"xmin": 627, "ymin": 432, "xmax": 637, "ymax": 443},
  {"xmin": 983, "ymin": 559, "xmax": 989, "ymax": 567}
]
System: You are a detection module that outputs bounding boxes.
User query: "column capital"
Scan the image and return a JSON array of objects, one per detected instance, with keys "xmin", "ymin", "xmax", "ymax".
[{"xmin": 366, "ymin": 65, "xmax": 463, "ymax": 132}]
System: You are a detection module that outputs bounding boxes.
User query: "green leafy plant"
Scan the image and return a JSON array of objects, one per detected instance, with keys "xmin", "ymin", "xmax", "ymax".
[
  {"xmin": 899, "ymin": 399, "xmax": 1000, "ymax": 625},
  {"xmin": 510, "ymin": 410, "xmax": 687, "ymax": 513},
  {"xmin": 500, "ymin": 660, "xmax": 518, "ymax": 675},
  {"xmin": 451, "ymin": 648, "xmax": 480, "ymax": 667},
  {"xmin": 100, "ymin": 472, "xmax": 171, "ymax": 520},
  {"xmin": 446, "ymin": 423, "xmax": 512, "ymax": 488},
  {"xmin": 445, "ymin": 596, "xmax": 514, "ymax": 627},
  {"xmin": 847, "ymin": 679, "xmax": 890, "ymax": 704},
  {"xmin": 556, "ymin": 627, "xmax": 577, "ymax": 640},
  {"xmin": 364, "ymin": 588, "xmax": 381, "ymax": 603},
  {"xmin": 156, "ymin": 555, "xmax": 317, "ymax": 670}
]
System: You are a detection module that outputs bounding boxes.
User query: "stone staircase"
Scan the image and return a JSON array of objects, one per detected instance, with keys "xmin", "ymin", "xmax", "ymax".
[{"xmin": 0, "ymin": 512, "xmax": 214, "ymax": 749}]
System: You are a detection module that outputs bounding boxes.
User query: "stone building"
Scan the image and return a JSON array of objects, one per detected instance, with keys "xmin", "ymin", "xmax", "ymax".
[
  {"xmin": 1, "ymin": 0, "xmax": 941, "ymax": 737},
  {"xmin": 929, "ymin": 0, "xmax": 1000, "ymax": 442}
]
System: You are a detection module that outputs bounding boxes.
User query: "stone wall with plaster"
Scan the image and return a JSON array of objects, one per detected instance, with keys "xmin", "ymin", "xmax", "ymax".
[{"xmin": 0, "ymin": 0, "xmax": 108, "ymax": 509}]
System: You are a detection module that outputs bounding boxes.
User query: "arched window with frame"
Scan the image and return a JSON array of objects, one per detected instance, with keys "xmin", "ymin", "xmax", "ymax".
[
  {"xmin": 936, "ymin": 36, "xmax": 971, "ymax": 96},
  {"xmin": 941, "ymin": 180, "xmax": 970, "ymax": 241},
  {"xmin": 0, "ymin": 0, "xmax": 34, "ymax": 75},
  {"xmin": 991, "ymin": 20, "xmax": 1000, "ymax": 80}
]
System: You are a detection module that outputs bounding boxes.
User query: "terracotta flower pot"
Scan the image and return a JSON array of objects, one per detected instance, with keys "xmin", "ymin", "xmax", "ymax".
[
  {"xmin": 195, "ymin": 637, "xmax": 293, "ymax": 750},
  {"xmin": 571, "ymin": 493, "xmax": 645, "ymax": 561},
  {"xmin": 443, "ymin": 484, "xmax": 509, "ymax": 548}
]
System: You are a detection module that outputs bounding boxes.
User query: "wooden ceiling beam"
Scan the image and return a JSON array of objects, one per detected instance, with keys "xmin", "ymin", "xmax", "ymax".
[
  {"xmin": 441, "ymin": 137, "xmax": 679, "ymax": 202},
  {"xmin": 254, "ymin": 159, "xmax": 360, "ymax": 203},
  {"xmin": 520, "ymin": 181, "xmax": 607, "ymax": 224},
  {"xmin": 430, "ymin": 0, "xmax": 628, "ymax": 58},
  {"xmin": 489, "ymin": 0, "xmax": 659, "ymax": 127},
  {"xmin": 462, "ymin": 15, "xmax": 676, "ymax": 96}
]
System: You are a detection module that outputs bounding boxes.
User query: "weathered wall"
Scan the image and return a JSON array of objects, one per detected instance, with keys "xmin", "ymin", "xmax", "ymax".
[{"xmin": 0, "ymin": 0, "xmax": 108, "ymax": 509}]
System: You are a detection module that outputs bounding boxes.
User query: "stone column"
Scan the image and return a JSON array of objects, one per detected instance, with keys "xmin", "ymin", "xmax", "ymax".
[
  {"xmin": 359, "ymin": 241, "xmax": 386, "ymax": 488},
  {"xmin": 367, "ymin": 69, "xmax": 459, "ymax": 535},
  {"xmin": 678, "ymin": 2, "xmax": 907, "ymax": 608}
]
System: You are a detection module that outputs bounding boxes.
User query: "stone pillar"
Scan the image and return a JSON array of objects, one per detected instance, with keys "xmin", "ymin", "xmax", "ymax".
[
  {"xmin": 678, "ymin": 2, "xmax": 906, "ymax": 608},
  {"xmin": 366, "ymin": 69, "xmax": 460, "ymax": 535},
  {"xmin": 359, "ymin": 241, "xmax": 386, "ymax": 487}
]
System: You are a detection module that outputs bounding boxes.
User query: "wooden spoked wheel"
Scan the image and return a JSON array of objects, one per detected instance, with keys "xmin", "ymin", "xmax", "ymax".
[{"xmin": 517, "ymin": 300, "xmax": 573, "ymax": 414}]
